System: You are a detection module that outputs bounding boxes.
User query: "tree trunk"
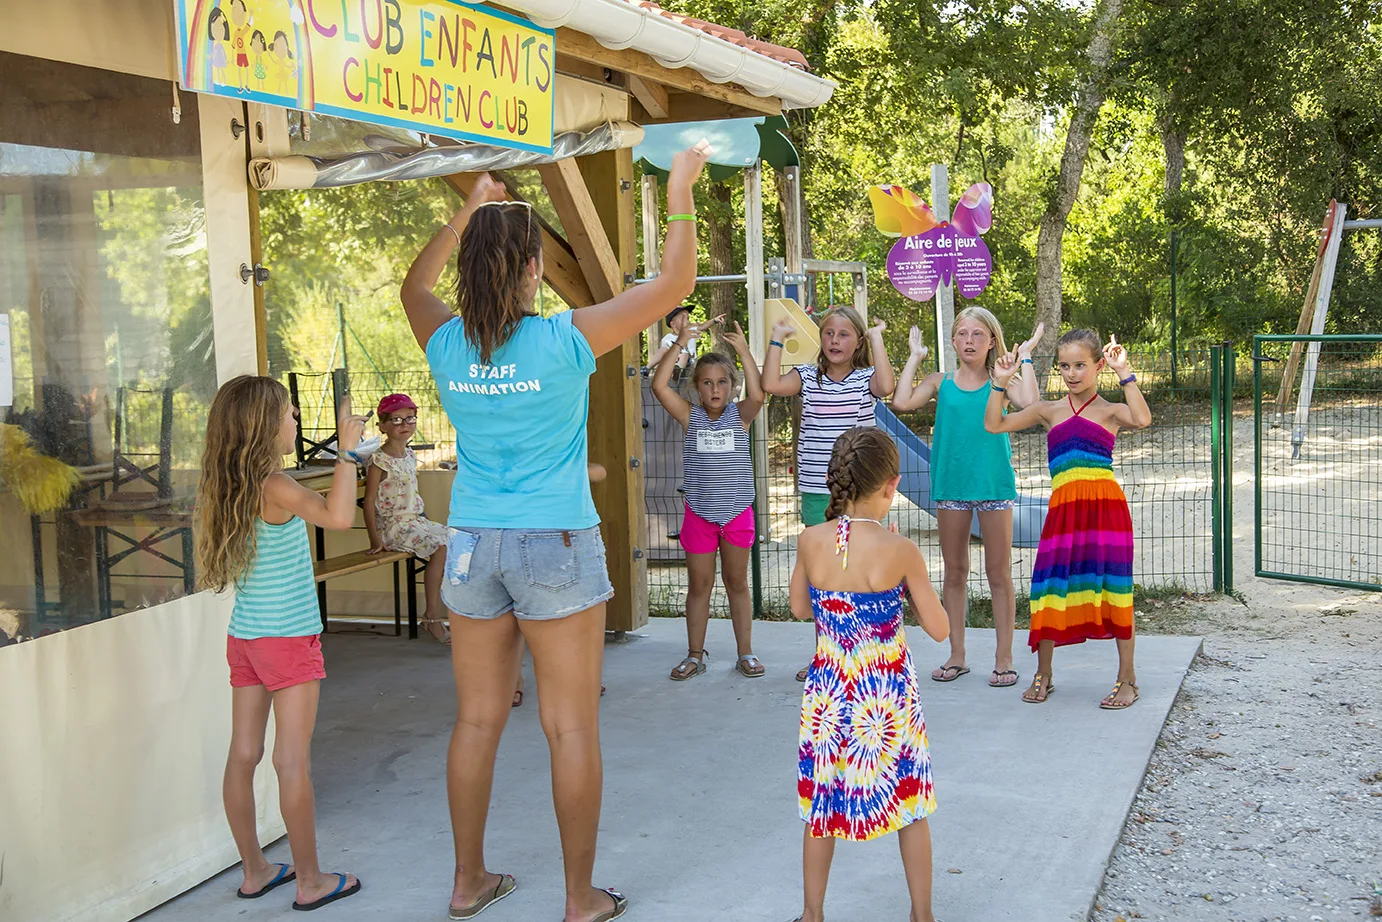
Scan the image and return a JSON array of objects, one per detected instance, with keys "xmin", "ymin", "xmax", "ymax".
[
  {"xmin": 1159, "ymin": 115, "xmax": 1186, "ymax": 200},
  {"xmin": 1033, "ymin": 0, "xmax": 1125, "ymax": 358},
  {"xmin": 707, "ymin": 180, "xmax": 737, "ymax": 343}
]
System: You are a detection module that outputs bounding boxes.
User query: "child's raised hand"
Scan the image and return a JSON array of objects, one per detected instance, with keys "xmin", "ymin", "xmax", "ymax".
[
  {"xmin": 770, "ymin": 318, "xmax": 795, "ymax": 342},
  {"xmin": 869, "ymin": 317, "xmax": 887, "ymax": 338},
  {"xmin": 669, "ymin": 140, "xmax": 713, "ymax": 189},
  {"xmin": 991, "ymin": 350, "xmax": 1020, "ymax": 387},
  {"xmin": 684, "ymin": 316, "xmax": 719, "ymax": 340},
  {"xmin": 908, "ymin": 326, "xmax": 929, "ymax": 361},
  {"xmin": 337, "ymin": 397, "xmax": 368, "ymax": 452},
  {"xmin": 1103, "ymin": 334, "xmax": 1131, "ymax": 374},
  {"xmin": 1016, "ymin": 321, "xmax": 1045, "ymax": 360},
  {"xmin": 722, "ymin": 321, "xmax": 749, "ymax": 352}
]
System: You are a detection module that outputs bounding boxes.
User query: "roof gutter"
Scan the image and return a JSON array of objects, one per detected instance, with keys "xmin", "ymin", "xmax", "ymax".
[{"xmin": 502, "ymin": 0, "xmax": 836, "ymax": 110}]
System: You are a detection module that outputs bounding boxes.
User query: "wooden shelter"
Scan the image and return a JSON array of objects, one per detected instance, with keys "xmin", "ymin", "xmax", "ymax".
[{"xmin": 0, "ymin": 1, "xmax": 832, "ymax": 919}]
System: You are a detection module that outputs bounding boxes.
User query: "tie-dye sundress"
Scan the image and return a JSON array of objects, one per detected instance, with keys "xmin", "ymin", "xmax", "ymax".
[
  {"xmin": 1027, "ymin": 397, "xmax": 1134, "ymax": 650},
  {"xmin": 798, "ymin": 564, "xmax": 935, "ymax": 841}
]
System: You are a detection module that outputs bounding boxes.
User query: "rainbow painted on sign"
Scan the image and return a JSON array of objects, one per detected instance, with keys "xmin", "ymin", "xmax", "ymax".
[{"xmin": 175, "ymin": 0, "xmax": 556, "ymax": 153}]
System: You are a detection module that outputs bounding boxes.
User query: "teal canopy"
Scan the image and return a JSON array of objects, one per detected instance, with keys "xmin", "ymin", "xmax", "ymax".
[{"xmin": 635, "ymin": 116, "xmax": 798, "ymax": 182}]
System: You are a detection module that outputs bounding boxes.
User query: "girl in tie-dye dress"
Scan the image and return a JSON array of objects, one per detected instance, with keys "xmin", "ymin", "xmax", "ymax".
[
  {"xmin": 984, "ymin": 329, "xmax": 1152, "ymax": 710},
  {"xmin": 787, "ymin": 427, "xmax": 949, "ymax": 922}
]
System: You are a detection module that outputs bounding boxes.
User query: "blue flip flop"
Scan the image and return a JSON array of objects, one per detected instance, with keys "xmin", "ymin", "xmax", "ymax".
[
  {"xmin": 292, "ymin": 873, "xmax": 362, "ymax": 911},
  {"xmin": 237, "ymin": 863, "xmax": 296, "ymax": 899}
]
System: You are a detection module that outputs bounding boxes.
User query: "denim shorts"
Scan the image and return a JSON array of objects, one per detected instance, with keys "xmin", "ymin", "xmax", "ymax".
[
  {"xmin": 439, "ymin": 525, "xmax": 614, "ymax": 621},
  {"xmin": 935, "ymin": 499, "xmax": 1015, "ymax": 512}
]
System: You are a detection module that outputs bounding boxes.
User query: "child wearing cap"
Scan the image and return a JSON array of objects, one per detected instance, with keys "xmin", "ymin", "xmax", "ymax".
[
  {"xmin": 648, "ymin": 306, "xmax": 700, "ymax": 370},
  {"xmin": 364, "ymin": 393, "xmax": 454, "ymax": 644}
]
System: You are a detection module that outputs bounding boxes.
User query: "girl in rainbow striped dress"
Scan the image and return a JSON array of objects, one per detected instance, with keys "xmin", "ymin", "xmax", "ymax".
[{"xmin": 983, "ymin": 329, "xmax": 1152, "ymax": 710}]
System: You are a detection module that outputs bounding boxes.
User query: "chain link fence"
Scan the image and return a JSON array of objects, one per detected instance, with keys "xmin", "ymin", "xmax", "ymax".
[
  {"xmin": 647, "ymin": 349, "xmax": 1231, "ymax": 620},
  {"xmin": 285, "ymin": 370, "xmax": 455, "ymax": 469},
  {"xmin": 1253, "ymin": 335, "xmax": 1382, "ymax": 591}
]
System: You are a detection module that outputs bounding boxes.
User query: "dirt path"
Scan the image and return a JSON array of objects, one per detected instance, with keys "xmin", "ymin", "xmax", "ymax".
[{"xmin": 1090, "ymin": 415, "xmax": 1382, "ymax": 921}]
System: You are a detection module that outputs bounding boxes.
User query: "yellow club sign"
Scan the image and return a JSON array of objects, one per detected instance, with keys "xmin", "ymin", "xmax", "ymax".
[{"xmin": 176, "ymin": 0, "xmax": 555, "ymax": 153}]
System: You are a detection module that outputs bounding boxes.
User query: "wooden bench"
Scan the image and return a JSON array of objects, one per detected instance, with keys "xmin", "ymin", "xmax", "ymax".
[{"xmin": 313, "ymin": 549, "xmax": 421, "ymax": 638}]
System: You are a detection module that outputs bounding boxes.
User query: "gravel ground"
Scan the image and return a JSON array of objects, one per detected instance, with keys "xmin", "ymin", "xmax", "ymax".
[{"xmin": 1089, "ymin": 580, "xmax": 1382, "ymax": 921}]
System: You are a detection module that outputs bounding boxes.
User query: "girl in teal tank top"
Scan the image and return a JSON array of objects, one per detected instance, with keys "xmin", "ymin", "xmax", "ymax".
[
  {"xmin": 891, "ymin": 308, "xmax": 1043, "ymax": 692},
  {"xmin": 194, "ymin": 375, "xmax": 368, "ymax": 909}
]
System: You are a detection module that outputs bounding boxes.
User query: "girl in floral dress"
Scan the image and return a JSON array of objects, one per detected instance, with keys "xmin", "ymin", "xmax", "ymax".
[
  {"xmin": 788, "ymin": 427, "xmax": 949, "ymax": 922},
  {"xmin": 364, "ymin": 393, "xmax": 453, "ymax": 644}
]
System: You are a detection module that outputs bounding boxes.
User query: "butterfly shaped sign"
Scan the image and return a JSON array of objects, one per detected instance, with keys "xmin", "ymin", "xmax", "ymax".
[{"xmin": 869, "ymin": 183, "xmax": 994, "ymax": 302}]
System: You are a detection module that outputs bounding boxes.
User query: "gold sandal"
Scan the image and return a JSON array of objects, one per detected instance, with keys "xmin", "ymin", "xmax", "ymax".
[
  {"xmin": 1022, "ymin": 673, "xmax": 1055, "ymax": 703},
  {"xmin": 421, "ymin": 617, "xmax": 451, "ymax": 645},
  {"xmin": 1100, "ymin": 680, "xmax": 1139, "ymax": 710}
]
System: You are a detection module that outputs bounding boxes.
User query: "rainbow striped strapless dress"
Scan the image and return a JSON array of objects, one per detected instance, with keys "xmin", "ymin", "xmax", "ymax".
[
  {"xmin": 798, "ymin": 584, "xmax": 935, "ymax": 841},
  {"xmin": 1028, "ymin": 413, "xmax": 1134, "ymax": 650}
]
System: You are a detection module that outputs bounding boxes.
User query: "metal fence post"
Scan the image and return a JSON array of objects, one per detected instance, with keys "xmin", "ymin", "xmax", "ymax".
[
  {"xmin": 1209, "ymin": 344, "xmax": 1223, "ymax": 593},
  {"xmin": 749, "ymin": 419, "xmax": 763, "ymax": 619},
  {"xmin": 1227, "ymin": 344, "xmax": 1238, "ymax": 591},
  {"xmin": 1252, "ymin": 336, "xmax": 1264, "ymax": 580}
]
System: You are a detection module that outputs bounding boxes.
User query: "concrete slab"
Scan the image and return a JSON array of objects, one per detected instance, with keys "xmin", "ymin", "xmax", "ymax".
[{"xmin": 139, "ymin": 620, "xmax": 1200, "ymax": 922}]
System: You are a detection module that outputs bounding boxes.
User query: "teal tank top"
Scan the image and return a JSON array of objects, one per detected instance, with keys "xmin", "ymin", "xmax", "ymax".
[
  {"xmin": 228, "ymin": 517, "xmax": 322, "ymax": 639},
  {"xmin": 930, "ymin": 374, "xmax": 1018, "ymax": 502}
]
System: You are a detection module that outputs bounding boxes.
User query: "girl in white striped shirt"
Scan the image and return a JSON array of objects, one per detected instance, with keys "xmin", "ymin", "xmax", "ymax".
[
  {"xmin": 652, "ymin": 317, "xmax": 767, "ymax": 680},
  {"xmin": 762, "ymin": 306, "xmax": 897, "ymax": 681}
]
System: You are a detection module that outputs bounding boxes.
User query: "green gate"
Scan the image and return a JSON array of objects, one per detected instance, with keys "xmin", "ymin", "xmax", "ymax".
[{"xmin": 1253, "ymin": 334, "xmax": 1382, "ymax": 591}]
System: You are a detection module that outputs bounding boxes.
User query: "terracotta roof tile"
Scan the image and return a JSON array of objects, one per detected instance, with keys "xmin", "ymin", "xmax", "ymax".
[{"xmin": 626, "ymin": 0, "xmax": 811, "ymax": 70}]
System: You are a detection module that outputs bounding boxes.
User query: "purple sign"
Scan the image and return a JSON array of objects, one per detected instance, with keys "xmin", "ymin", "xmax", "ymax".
[{"xmin": 885, "ymin": 224, "xmax": 992, "ymax": 303}]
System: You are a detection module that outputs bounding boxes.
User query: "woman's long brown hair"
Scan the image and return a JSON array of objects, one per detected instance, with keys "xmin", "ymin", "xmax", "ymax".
[
  {"xmin": 194, "ymin": 375, "xmax": 290, "ymax": 592},
  {"xmin": 454, "ymin": 202, "xmax": 542, "ymax": 365}
]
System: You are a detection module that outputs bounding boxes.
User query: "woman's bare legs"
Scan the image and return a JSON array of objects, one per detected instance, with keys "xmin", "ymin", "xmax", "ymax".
[
  {"xmin": 932, "ymin": 509, "xmax": 974, "ymax": 677},
  {"xmin": 720, "ymin": 541, "xmax": 755, "ymax": 659},
  {"xmin": 271, "ymin": 681, "xmax": 358, "ymax": 904},
  {"xmin": 224, "ymin": 685, "xmax": 280, "ymax": 894},
  {"xmin": 898, "ymin": 819, "xmax": 936, "ymax": 922},
  {"xmin": 514, "ymin": 635, "xmax": 527, "ymax": 706},
  {"xmin": 447, "ymin": 612, "xmax": 523, "ymax": 908},
  {"xmin": 976, "ymin": 508, "xmax": 1016, "ymax": 678},
  {"xmin": 799, "ymin": 827, "xmax": 836, "ymax": 922},
  {"xmin": 518, "ymin": 604, "xmax": 615, "ymax": 922}
]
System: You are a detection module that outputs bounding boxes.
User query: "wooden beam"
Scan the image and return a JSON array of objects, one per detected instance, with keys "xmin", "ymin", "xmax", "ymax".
[
  {"xmin": 441, "ymin": 173, "xmax": 595, "ymax": 308},
  {"xmin": 578, "ymin": 148, "xmax": 647, "ymax": 633},
  {"xmin": 537, "ymin": 159, "xmax": 624, "ymax": 302},
  {"xmin": 627, "ymin": 75, "xmax": 669, "ymax": 119},
  {"xmin": 555, "ymin": 27, "xmax": 782, "ymax": 116},
  {"xmin": 631, "ymin": 93, "xmax": 783, "ymax": 125}
]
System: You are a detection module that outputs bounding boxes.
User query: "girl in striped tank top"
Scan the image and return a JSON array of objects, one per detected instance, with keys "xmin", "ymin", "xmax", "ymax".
[
  {"xmin": 984, "ymin": 330, "xmax": 1152, "ymax": 710},
  {"xmin": 652, "ymin": 318, "xmax": 767, "ymax": 679},
  {"xmin": 194, "ymin": 375, "xmax": 367, "ymax": 910},
  {"xmin": 762, "ymin": 305, "xmax": 897, "ymax": 682}
]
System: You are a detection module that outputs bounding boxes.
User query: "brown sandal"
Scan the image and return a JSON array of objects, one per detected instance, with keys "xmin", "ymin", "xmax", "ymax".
[
  {"xmin": 421, "ymin": 618, "xmax": 451, "ymax": 645},
  {"xmin": 1022, "ymin": 673, "xmax": 1055, "ymax": 703},
  {"xmin": 1100, "ymin": 680, "xmax": 1139, "ymax": 710}
]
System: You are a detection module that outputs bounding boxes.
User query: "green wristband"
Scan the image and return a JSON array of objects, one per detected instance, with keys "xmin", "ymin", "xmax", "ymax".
[{"xmin": 666, "ymin": 213, "xmax": 697, "ymax": 223}]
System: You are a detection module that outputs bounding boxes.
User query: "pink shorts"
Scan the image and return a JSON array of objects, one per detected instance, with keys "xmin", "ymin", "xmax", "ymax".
[
  {"xmin": 679, "ymin": 503, "xmax": 755, "ymax": 555},
  {"xmin": 227, "ymin": 635, "xmax": 326, "ymax": 691}
]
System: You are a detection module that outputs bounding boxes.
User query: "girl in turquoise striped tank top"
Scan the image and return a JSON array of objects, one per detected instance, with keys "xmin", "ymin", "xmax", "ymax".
[
  {"xmin": 892, "ymin": 308, "xmax": 1043, "ymax": 691},
  {"xmin": 195, "ymin": 375, "xmax": 368, "ymax": 911}
]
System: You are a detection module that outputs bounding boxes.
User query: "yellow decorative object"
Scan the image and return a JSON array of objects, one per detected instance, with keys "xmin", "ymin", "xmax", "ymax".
[
  {"xmin": 762, "ymin": 298, "xmax": 821, "ymax": 366},
  {"xmin": 0, "ymin": 424, "xmax": 82, "ymax": 515}
]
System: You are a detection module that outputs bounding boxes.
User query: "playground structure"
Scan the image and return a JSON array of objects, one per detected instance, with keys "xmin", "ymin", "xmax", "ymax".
[
  {"xmin": 634, "ymin": 125, "xmax": 1047, "ymax": 553},
  {"xmin": 1271, "ymin": 200, "xmax": 1382, "ymax": 456}
]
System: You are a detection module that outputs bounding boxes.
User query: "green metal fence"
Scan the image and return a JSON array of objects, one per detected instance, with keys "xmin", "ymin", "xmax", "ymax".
[
  {"xmin": 286, "ymin": 369, "xmax": 455, "ymax": 469},
  {"xmin": 1253, "ymin": 334, "xmax": 1382, "ymax": 591},
  {"xmin": 647, "ymin": 347, "xmax": 1235, "ymax": 620}
]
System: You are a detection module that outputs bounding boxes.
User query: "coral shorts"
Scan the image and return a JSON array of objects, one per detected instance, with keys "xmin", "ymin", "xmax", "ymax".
[
  {"xmin": 679, "ymin": 503, "xmax": 755, "ymax": 555},
  {"xmin": 227, "ymin": 634, "xmax": 326, "ymax": 691}
]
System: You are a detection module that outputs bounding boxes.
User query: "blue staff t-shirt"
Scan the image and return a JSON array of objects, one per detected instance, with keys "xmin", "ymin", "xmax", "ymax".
[{"xmin": 426, "ymin": 311, "xmax": 599, "ymax": 530}]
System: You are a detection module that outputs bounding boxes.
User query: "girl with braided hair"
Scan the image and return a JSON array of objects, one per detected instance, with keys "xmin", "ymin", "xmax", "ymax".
[
  {"xmin": 762, "ymin": 305, "xmax": 897, "ymax": 681},
  {"xmin": 787, "ymin": 427, "xmax": 948, "ymax": 922}
]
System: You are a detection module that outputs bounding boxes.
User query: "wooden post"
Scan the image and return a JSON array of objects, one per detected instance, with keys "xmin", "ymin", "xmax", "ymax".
[
  {"xmin": 744, "ymin": 163, "xmax": 769, "ymax": 545},
  {"xmin": 577, "ymin": 149, "xmax": 648, "ymax": 632},
  {"xmin": 1273, "ymin": 201, "xmax": 1336, "ymax": 424}
]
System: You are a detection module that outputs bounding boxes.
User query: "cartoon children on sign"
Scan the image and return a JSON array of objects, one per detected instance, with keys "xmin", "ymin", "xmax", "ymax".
[
  {"xmin": 270, "ymin": 30, "xmax": 298, "ymax": 95},
  {"xmin": 250, "ymin": 30, "xmax": 269, "ymax": 91},
  {"xmin": 208, "ymin": 7, "xmax": 231, "ymax": 85},
  {"xmin": 869, "ymin": 182, "xmax": 995, "ymax": 302},
  {"xmin": 229, "ymin": 0, "xmax": 253, "ymax": 91}
]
